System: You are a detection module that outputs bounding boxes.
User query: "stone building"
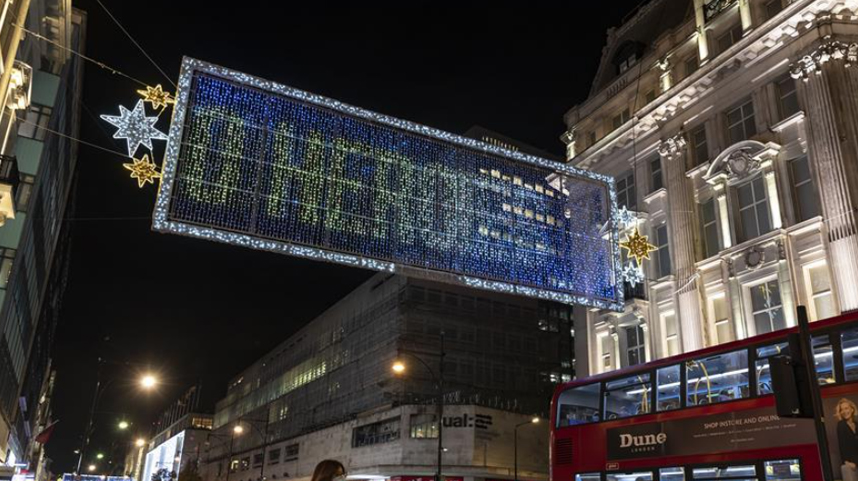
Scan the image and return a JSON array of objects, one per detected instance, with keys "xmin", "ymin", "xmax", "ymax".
[{"xmin": 562, "ymin": 0, "xmax": 858, "ymax": 375}]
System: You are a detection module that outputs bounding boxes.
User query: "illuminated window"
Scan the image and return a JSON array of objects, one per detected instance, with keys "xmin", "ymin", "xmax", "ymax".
[
  {"xmin": 711, "ymin": 295, "xmax": 733, "ymax": 344},
  {"xmin": 661, "ymin": 311, "xmax": 679, "ymax": 356},
  {"xmin": 604, "ymin": 373, "xmax": 651, "ymax": 420},
  {"xmin": 686, "ymin": 350, "xmax": 749, "ymax": 406},
  {"xmin": 352, "ymin": 418, "xmax": 400, "ymax": 447},
  {"xmin": 556, "ymin": 383, "xmax": 601, "ymax": 426},
  {"xmin": 656, "ymin": 365, "xmax": 681, "ymax": 412},
  {"xmin": 616, "ymin": 171, "xmax": 637, "ymax": 210},
  {"xmin": 750, "ymin": 279, "xmax": 785, "ymax": 335},
  {"xmin": 608, "ymin": 473, "xmax": 652, "ymax": 481},
  {"xmin": 804, "ymin": 262, "xmax": 835, "ymax": 321},
  {"xmin": 755, "ymin": 342, "xmax": 789, "ymax": 395}
]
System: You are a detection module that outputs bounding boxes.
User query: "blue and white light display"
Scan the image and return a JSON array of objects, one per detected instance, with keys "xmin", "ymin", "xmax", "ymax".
[{"xmin": 154, "ymin": 58, "xmax": 623, "ymax": 309}]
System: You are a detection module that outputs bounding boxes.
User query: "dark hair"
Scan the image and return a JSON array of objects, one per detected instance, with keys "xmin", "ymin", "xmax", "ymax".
[{"xmin": 311, "ymin": 460, "xmax": 345, "ymax": 481}]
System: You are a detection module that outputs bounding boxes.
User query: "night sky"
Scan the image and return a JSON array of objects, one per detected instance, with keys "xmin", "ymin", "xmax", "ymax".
[{"xmin": 47, "ymin": 1, "xmax": 643, "ymax": 474}]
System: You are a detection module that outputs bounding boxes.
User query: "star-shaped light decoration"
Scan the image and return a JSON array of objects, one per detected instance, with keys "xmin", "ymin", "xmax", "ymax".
[
  {"xmin": 620, "ymin": 228, "xmax": 658, "ymax": 264},
  {"xmin": 123, "ymin": 154, "xmax": 161, "ymax": 188},
  {"xmin": 136, "ymin": 84, "xmax": 175, "ymax": 110},
  {"xmin": 101, "ymin": 100, "xmax": 168, "ymax": 157},
  {"xmin": 617, "ymin": 205, "xmax": 638, "ymax": 228},
  {"xmin": 622, "ymin": 261, "xmax": 646, "ymax": 287}
]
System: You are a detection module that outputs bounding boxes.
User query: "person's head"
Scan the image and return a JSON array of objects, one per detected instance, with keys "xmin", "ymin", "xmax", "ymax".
[
  {"xmin": 836, "ymin": 398, "xmax": 858, "ymax": 421},
  {"xmin": 311, "ymin": 460, "xmax": 346, "ymax": 481}
]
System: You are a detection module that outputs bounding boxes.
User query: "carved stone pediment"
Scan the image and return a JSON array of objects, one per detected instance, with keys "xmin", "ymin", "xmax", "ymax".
[{"xmin": 704, "ymin": 140, "xmax": 781, "ymax": 186}]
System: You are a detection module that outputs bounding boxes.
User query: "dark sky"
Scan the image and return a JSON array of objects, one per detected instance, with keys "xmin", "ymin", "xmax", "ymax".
[{"xmin": 47, "ymin": 0, "xmax": 643, "ymax": 473}]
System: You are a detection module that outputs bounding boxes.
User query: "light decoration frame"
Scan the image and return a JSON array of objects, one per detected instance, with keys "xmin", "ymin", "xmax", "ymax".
[{"xmin": 153, "ymin": 57, "xmax": 624, "ymax": 310}]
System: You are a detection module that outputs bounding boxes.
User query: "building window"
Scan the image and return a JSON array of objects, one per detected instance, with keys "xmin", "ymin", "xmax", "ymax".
[
  {"xmin": 685, "ymin": 55, "xmax": 699, "ymax": 78},
  {"xmin": 15, "ymin": 175, "xmax": 33, "ymax": 213},
  {"xmin": 654, "ymin": 224, "xmax": 671, "ymax": 278},
  {"xmin": 645, "ymin": 89, "xmax": 657, "ymax": 105},
  {"xmin": 736, "ymin": 176, "xmax": 771, "ymax": 243},
  {"xmin": 711, "ymin": 294, "xmax": 733, "ymax": 344},
  {"xmin": 750, "ymin": 279, "xmax": 785, "ymax": 335},
  {"xmin": 650, "ymin": 157, "xmax": 664, "ymax": 193},
  {"xmin": 616, "ymin": 171, "xmax": 637, "ymax": 210},
  {"xmin": 267, "ymin": 448, "xmax": 281, "ymax": 465},
  {"xmin": 588, "ymin": 131, "xmax": 597, "ymax": 146},
  {"xmin": 17, "ymin": 104, "xmax": 52, "ymax": 141},
  {"xmin": 240, "ymin": 457, "xmax": 250, "ymax": 471},
  {"xmin": 229, "ymin": 460, "xmax": 239, "ymax": 473},
  {"xmin": 619, "ymin": 53, "xmax": 638, "ymax": 74},
  {"xmin": 662, "ymin": 311, "xmax": 680, "ymax": 357},
  {"xmin": 612, "ymin": 108, "xmax": 631, "ymax": 131},
  {"xmin": 765, "ymin": 0, "xmax": 784, "ymax": 18},
  {"xmin": 776, "ymin": 75, "xmax": 800, "ymax": 120},
  {"xmin": 790, "ymin": 156, "xmax": 819, "ymax": 222},
  {"xmin": 409, "ymin": 414, "xmax": 438, "ymax": 439},
  {"xmin": 726, "ymin": 99, "xmax": 757, "ymax": 144},
  {"xmin": 253, "ymin": 453, "xmax": 264, "ymax": 467},
  {"xmin": 717, "ymin": 23, "xmax": 744, "ymax": 54},
  {"xmin": 0, "ymin": 249, "xmax": 14, "ymax": 289},
  {"xmin": 700, "ymin": 198, "xmax": 719, "ymax": 259},
  {"xmin": 625, "ymin": 325, "xmax": 646, "ymax": 366},
  {"xmin": 691, "ymin": 124, "xmax": 708, "ymax": 166},
  {"xmin": 284, "ymin": 444, "xmax": 299, "ymax": 461},
  {"xmin": 805, "ymin": 262, "xmax": 836, "ymax": 321},
  {"xmin": 352, "ymin": 417, "xmax": 400, "ymax": 448}
]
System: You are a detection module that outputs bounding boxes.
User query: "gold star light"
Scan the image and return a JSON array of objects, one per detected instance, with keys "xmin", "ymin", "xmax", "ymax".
[
  {"xmin": 620, "ymin": 228, "xmax": 658, "ymax": 264},
  {"xmin": 136, "ymin": 84, "xmax": 175, "ymax": 109},
  {"xmin": 123, "ymin": 154, "xmax": 161, "ymax": 188}
]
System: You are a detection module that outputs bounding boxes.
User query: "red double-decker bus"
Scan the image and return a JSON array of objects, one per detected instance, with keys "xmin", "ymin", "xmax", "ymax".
[{"xmin": 550, "ymin": 311, "xmax": 858, "ymax": 481}]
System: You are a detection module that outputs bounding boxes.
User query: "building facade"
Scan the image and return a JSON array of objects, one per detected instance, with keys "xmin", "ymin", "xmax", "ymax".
[
  {"xmin": 138, "ymin": 413, "xmax": 213, "ymax": 481},
  {"xmin": 0, "ymin": 0, "xmax": 85, "ymax": 467},
  {"xmin": 201, "ymin": 273, "xmax": 572, "ymax": 481},
  {"xmin": 561, "ymin": 0, "xmax": 858, "ymax": 375}
]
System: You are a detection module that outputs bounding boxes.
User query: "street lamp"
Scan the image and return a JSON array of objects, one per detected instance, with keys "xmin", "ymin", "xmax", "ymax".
[
  {"xmin": 96, "ymin": 453, "xmax": 104, "ymax": 460},
  {"xmin": 88, "ymin": 465, "xmax": 96, "ymax": 473},
  {"xmin": 391, "ymin": 330, "xmax": 445, "ymax": 481},
  {"xmin": 118, "ymin": 421, "xmax": 130, "ymax": 430},
  {"xmin": 223, "ymin": 416, "xmax": 270, "ymax": 481},
  {"xmin": 135, "ymin": 438, "xmax": 146, "ymax": 448},
  {"xmin": 514, "ymin": 417, "xmax": 540, "ymax": 481},
  {"xmin": 75, "ymin": 361, "xmax": 159, "ymax": 475},
  {"xmin": 232, "ymin": 424, "xmax": 244, "ymax": 435}
]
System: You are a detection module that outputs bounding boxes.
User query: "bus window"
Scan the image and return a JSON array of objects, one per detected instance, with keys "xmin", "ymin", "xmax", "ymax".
[
  {"xmin": 692, "ymin": 465, "xmax": 756, "ymax": 480},
  {"xmin": 764, "ymin": 459, "xmax": 800, "ymax": 481},
  {"xmin": 755, "ymin": 342, "xmax": 789, "ymax": 396},
  {"xmin": 556, "ymin": 383, "xmax": 601, "ymax": 427},
  {"xmin": 607, "ymin": 472, "xmax": 653, "ymax": 481},
  {"xmin": 841, "ymin": 328, "xmax": 858, "ymax": 381},
  {"xmin": 812, "ymin": 335, "xmax": 835, "ymax": 384},
  {"xmin": 605, "ymin": 373, "xmax": 652, "ymax": 420},
  {"xmin": 659, "ymin": 467, "xmax": 685, "ymax": 481},
  {"xmin": 575, "ymin": 474, "xmax": 600, "ymax": 481},
  {"xmin": 656, "ymin": 365, "xmax": 681, "ymax": 412},
  {"xmin": 686, "ymin": 350, "xmax": 749, "ymax": 406}
]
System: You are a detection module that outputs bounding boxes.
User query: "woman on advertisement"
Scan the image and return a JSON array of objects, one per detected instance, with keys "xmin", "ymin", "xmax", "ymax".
[{"xmin": 836, "ymin": 398, "xmax": 858, "ymax": 481}]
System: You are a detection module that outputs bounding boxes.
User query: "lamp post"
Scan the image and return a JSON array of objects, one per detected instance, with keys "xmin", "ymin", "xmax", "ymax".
[
  {"xmin": 392, "ymin": 331, "xmax": 445, "ymax": 481},
  {"xmin": 224, "ymin": 414, "xmax": 269, "ymax": 481},
  {"xmin": 75, "ymin": 359, "xmax": 158, "ymax": 475},
  {"xmin": 514, "ymin": 417, "xmax": 540, "ymax": 481}
]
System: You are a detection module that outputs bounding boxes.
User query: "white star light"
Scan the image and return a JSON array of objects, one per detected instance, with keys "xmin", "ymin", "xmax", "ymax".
[
  {"xmin": 622, "ymin": 261, "xmax": 646, "ymax": 287},
  {"xmin": 617, "ymin": 205, "xmax": 638, "ymax": 228},
  {"xmin": 101, "ymin": 100, "xmax": 168, "ymax": 157}
]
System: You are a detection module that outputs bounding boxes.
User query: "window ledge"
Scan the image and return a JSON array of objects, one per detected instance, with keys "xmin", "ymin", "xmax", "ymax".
[
  {"xmin": 650, "ymin": 275, "xmax": 676, "ymax": 290},
  {"xmin": 644, "ymin": 187, "xmax": 668, "ymax": 204},
  {"xmin": 771, "ymin": 111, "xmax": 805, "ymax": 133}
]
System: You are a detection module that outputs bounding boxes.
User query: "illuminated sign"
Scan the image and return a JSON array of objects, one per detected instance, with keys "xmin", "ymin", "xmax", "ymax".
[{"xmin": 154, "ymin": 58, "xmax": 622, "ymax": 309}]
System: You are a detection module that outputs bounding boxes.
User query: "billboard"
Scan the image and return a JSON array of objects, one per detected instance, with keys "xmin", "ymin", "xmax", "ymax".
[
  {"xmin": 154, "ymin": 58, "xmax": 622, "ymax": 309},
  {"xmin": 141, "ymin": 431, "xmax": 185, "ymax": 481}
]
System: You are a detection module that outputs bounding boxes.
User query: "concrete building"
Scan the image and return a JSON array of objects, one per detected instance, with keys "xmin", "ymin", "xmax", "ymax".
[
  {"xmin": 0, "ymin": 0, "xmax": 84, "ymax": 469},
  {"xmin": 201, "ymin": 273, "xmax": 571, "ymax": 481},
  {"xmin": 138, "ymin": 412, "xmax": 213, "ymax": 481},
  {"xmin": 561, "ymin": 0, "xmax": 858, "ymax": 375}
]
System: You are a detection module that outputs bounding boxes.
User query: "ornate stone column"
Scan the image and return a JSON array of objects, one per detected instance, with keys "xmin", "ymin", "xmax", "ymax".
[
  {"xmin": 693, "ymin": 0, "xmax": 710, "ymax": 63},
  {"xmin": 658, "ymin": 134, "xmax": 704, "ymax": 351},
  {"xmin": 791, "ymin": 39, "xmax": 858, "ymax": 312}
]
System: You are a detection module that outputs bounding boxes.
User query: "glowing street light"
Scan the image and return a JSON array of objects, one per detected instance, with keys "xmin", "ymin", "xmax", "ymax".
[
  {"xmin": 140, "ymin": 375, "xmax": 157, "ymax": 389},
  {"xmin": 88, "ymin": 465, "xmax": 96, "ymax": 473},
  {"xmin": 531, "ymin": 417, "xmax": 540, "ymax": 424},
  {"xmin": 118, "ymin": 421, "xmax": 129, "ymax": 430},
  {"xmin": 96, "ymin": 453, "xmax": 104, "ymax": 460},
  {"xmin": 135, "ymin": 438, "xmax": 146, "ymax": 447},
  {"xmin": 233, "ymin": 424, "xmax": 244, "ymax": 435},
  {"xmin": 391, "ymin": 361, "xmax": 405, "ymax": 374}
]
